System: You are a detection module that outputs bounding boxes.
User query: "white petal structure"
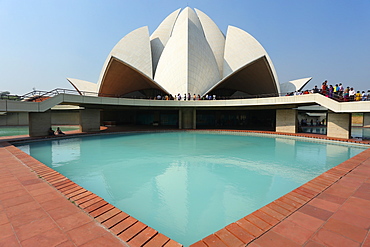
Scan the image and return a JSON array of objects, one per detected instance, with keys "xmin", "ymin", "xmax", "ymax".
[
  {"xmin": 69, "ymin": 7, "xmax": 307, "ymax": 98},
  {"xmin": 67, "ymin": 78, "xmax": 97, "ymax": 94},
  {"xmin": 194, "ymin": 8, "xmax": 225, "ymax": 78},
  {"xmin": 154, "ymin": 7, "xmax": 220, "ymax": 96},
  {"xmin": 150, "ymin": 8, "xmax": 181, "ymax": 74},
  {"xmin": 206, "ymin": 26, "xmax": 280, "ymax": 96},
  {"xmin": 280, "ymin": 77, "xmax": 313, "ymax": 94},
  {"xmin": 96, "ymin": 26, "xmax": 162, "ymax": 97}
]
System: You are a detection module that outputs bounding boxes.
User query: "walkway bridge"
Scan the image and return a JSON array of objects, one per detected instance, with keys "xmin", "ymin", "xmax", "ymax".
[
  {"xmin": 1, "ymin": 90, "xmax": 370, "ymax": 113},
  {"xmin": 1, "ymin": 90, "xmax": 370, "ymax": 139}
]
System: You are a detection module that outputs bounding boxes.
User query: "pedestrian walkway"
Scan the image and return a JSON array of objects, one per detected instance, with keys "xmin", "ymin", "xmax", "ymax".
[{"xmin": 0, "ymin": 142, "xmax": 127, "ymax": 246}]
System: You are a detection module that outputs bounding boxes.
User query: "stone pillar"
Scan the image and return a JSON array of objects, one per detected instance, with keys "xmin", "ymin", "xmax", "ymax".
[
  {"xmin": 327, "ymin": 112, "xmax": 351, "ymax": 139},
  {"xmin": 154, "ymin": 111, "xmax": 160, "ymax": 125},
  {"xmin": 79, "ymin": 109, "xmax": 101, "ymax": 132},
  {"xmin": 178, "ymin": 109, "xmax": 182, "ymax": 129},
  {"xmin": 193, "ymin": 108, "xmax": 197, "ymax": 129},
  {"xmin": 363, "ymin": 113, "xmax": 370, "ymax": 127},
  {"xmin": 29, "ymin": 110, "xmax": 52, "ymax": 137},
  {"xmin": 180, "ymin": 108, "xmax": 196, "ymax": 129},
  {"xmin": 276, "ymin": 109, "xmax": 297, "ymax": 133}
]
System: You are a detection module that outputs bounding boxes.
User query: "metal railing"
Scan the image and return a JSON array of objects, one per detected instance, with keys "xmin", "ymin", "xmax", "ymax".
[
  {"xmin": 3, "ymin": 88, "xmax": 363, "ymax": 103},
  {"xmin": 2, "ymin": 88, "xmax": 285, "ymax": 101}
]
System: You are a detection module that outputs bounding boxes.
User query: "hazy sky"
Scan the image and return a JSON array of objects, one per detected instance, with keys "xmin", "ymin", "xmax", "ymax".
[{"xmin": 1, "ymin": 0, "xmax": 369, "ymax": 95}]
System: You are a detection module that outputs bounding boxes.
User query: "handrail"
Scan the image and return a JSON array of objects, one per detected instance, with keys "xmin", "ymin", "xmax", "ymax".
[
  {"xmin": 2, "ymin": 88, "xmax": 367, "ymax": 103},
  {"xmin": 2, "ymin": 91, "xmax": 370, "ymax": 114},
  {"xmin": 18, "ymin": 88, "xmax": 140, "ymax": 101},
  {"xmin": 3, "ymin": 88, "xmax": 284, "ymax": 101}
]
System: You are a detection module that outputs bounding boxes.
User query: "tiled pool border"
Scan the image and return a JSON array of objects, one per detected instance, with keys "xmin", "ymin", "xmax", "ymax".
[{"xmin": 3, "ymin": 129, "xmax": 370, "ymax": 246}]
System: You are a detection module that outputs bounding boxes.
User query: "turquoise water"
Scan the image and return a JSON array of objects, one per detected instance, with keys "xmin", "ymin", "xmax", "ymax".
[
  {"xmin": 301, "ymin": 126, "xmax": 370, "ymax": 139},
  {"xmin": 0, "ymin": 126, "xmax": 79, "ymax": 136},
  {"xmin": 16, "ymin": 132, "xmax": 366, "ymax": 246}
]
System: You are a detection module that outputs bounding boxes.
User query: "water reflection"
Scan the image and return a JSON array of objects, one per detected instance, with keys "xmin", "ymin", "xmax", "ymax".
[{"xmin": 301, "ymin": 126, "xmax": 370, "ymax": 139}]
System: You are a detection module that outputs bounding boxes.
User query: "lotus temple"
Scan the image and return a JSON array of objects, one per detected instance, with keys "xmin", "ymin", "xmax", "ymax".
[
  {"xmin": 1, "ymin": 6, "xmax": 370, "ymax": 247},
  {"xmin": 1, "ymin": 6, "xmax": 369, "ymax": 138},
  {"xmin": 68, "ymin": 7, "xmax": 309, "ymax": 100}
]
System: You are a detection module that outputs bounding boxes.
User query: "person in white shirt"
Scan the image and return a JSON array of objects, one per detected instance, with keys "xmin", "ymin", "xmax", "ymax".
[
  {"xmin": 338, "ymin": 83, "xmax": 344, "ymax": 98},
  {"xmin": 362, "ymin": 91, "xmax": 367, "ymax": 101},
  {"xmin": 349, "ymin": 87, "xmax": 356, "ymax": 101}
]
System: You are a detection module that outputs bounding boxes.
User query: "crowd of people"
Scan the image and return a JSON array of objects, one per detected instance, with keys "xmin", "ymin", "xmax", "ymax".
[
  {"xmin": 152, "ymin": 81, "xmax": 370, "ymax": 102},
  {"xmin": 154, "ymin": 93, "xmax": 217, "ymax": 101},
  {"xmin": 286, "ymin": 80, "xmax": 370, "ymax": 101}
]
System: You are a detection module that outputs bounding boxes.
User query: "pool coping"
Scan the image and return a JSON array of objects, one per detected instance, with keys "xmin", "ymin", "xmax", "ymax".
[{"xmin": 2, "ymin": 129, "xmax": 370, "ymax": 246}]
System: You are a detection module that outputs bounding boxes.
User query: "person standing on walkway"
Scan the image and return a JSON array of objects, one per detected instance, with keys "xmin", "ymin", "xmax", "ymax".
[
  {"xmin": 349, "ymin": 87, "xmax": 356, "ymax": 101},
  {"xmin": 355, "ymin": 91, "xmax": 362, "ymax": 101}
]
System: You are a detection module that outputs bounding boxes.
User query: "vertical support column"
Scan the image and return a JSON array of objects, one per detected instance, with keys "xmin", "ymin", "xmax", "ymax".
[
  {"xmin": 154, "ymin": 111, "xmax": 160, "ymax": 125},
  {"xmin": 178, "ymin": 109, "xmax": 182, "ymax": 129},
  {"xmin": 327, "ymin": 112, "xmax": 351, "ymax": 139},
  {"xmin": 79, "ymin": 109, "xmax": 101, "ymax": 132},
  {"xmin": 29, "ymin": 110, "xmax": 52, "ymax": 137},
  {"xmin": 180, "ymin": 108, "xmax": 196, "ymax": 129},
  {"xmin": 363, "ymin": 113, "xmax": 370, "ymax": 127},
  {"xmin": 276, "ymin": 109, "xmax": 297, "ymax": 133},
  {"xmin": 192, "ymin": 108, "xmax": 197, "ymax": 129}
]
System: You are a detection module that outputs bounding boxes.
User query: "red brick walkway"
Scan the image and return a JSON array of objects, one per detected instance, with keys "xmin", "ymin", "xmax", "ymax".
[
  {"xmin": 1, "ymin": 129, "xmax": 370, "ymax": 246},
  {"xmin": 0, "ymin": 141, "xmax": 181, "ymax": 247},
  {"xmin": 0, "ymin": 142, "xmax": 127, "ymax": 246}
]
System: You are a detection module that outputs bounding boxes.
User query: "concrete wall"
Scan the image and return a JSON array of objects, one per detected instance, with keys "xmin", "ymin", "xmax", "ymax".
[
  {"xmin": 0, "ymin": 112, "xmax": 28, "ymax": 126},
  {"xmin": 51, "ymin": 111, "xmax": 79, "ymax": 125},
  {"xmin": 79, "ymin": 109, "xmax": 101, "ymax": 132},
  {"xmin": 29, "ymin": 111, "xmax": 52, "ymax": 137},
  {"xmin": 0, "ymin": 111, "xmax": 79, "ymax": 126},
  {"xmin": 276, "ymin": 109, "xmax": 297, "ymax": 133},
  {"xmin": 327, "ymin": 112, "xmax": 351, "ymax": 139}
]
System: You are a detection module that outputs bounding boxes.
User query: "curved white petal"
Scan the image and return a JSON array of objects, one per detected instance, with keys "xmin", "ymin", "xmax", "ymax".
[
  {"xmin": 98, "ymin": 57, "xmax": 169, "ymax": 97},
  {"xmin": 204, "ymin": 56, "xmax": 279, "ymax": 96},
  {"xmin": 67, "ymin": 78, "xmax": 97, "ymax": 95},
  {"xmin": 280, "ymin": 77, "xmax": 312, "ymax": 94},
  {"xmin": 150, "ymin": 8, "xmax": 181, "ymax": 73},
  {"xmin": 195, "ymin": 8, "xmax": 225, "ymax": 77},
  {"xmin": 97, "ymin": 26, "xmax": 153, "ymax": 92},
  {"xmin": 223, "ymin": 26, "xmax": 279, "ymax": 93},
  {"xmin": 154, "ymin": 7, "xmax": 220, "ymax": 96}
]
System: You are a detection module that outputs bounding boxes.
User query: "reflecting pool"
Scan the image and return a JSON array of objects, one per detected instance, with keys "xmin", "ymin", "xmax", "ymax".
[{"xmin": 16, "ymin": 132, "xmax": 367, "ymax": 246}]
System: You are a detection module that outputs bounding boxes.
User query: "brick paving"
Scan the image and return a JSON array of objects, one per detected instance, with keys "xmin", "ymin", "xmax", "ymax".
[
  {"xmin": 0, "ymin": 142, "xmax": 127, "ymax": 247},
  {"xmin": 1, "ymin": 128, "xmax": 370, "ymax": 246}
]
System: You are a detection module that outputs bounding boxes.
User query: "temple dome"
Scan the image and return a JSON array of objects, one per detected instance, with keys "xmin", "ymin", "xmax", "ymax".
[{"xmin": 69, "ymin": 7, "xmax": 308, "ymax": 98}]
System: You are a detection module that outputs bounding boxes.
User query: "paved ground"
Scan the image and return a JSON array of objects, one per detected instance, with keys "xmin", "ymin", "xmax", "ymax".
[
  {"xmin": 1, "ymin": 128, "xmax": 370, "ymax": 246},
  {"xmin": 0, "ymin": 142, "xmax": 128, "ymax": 246}
]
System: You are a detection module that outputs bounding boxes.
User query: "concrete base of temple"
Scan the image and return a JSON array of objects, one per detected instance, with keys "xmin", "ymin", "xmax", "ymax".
[
  {"xmin": 79, "ymin": 109, "xmax": 101, "ymax": 132},
  {"xmin": 29, "ymin": 110, "xmax": 52, "ymax": 137},
  {"xmin": 327, "ymin": 112, "xmax": 351, "ymax": 139},
  {"xmin": 276, "ymin": 109, "xmax": 297, "ymax": 133}
]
